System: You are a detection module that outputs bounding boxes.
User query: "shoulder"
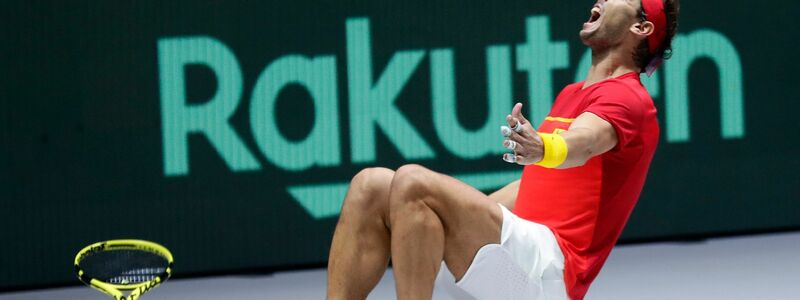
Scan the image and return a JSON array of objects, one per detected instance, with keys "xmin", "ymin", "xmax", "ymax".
[
  {"xmin": 591, "ymin": 79, "xmax": 643, "ymax": 101},
  {"xmin": 589, "ymin": 77, "xmax": 652, "ymax": 112},
  {"xmin": 566, "ymin": 81, "xmax": 585, "ymax": 90},
  {"xmin": 583, "ymin": 77, "xmax": 654, "ymax": 126},
  {"xmin": 557, "ymin": 81, "xmax": 584, "ymax": 96}
]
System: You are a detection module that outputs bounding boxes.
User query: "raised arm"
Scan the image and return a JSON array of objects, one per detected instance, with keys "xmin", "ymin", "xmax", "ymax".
[
  {"xmin": 501, "ymin": 103, "xmax": 618, "ymax": 168},
  {"xmin": 555, "ymin": 112, "xmax": 617, "ymax": 168}
]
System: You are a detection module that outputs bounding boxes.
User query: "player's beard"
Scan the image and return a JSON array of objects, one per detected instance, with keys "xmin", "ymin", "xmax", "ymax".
[{"xmin": 580, "ymin": 15, "xmax": 631, "ymax": 51}]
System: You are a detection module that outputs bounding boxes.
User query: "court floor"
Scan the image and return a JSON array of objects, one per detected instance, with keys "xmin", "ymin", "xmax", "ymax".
[{"xmin": 2, "ymin": 231, "xmax": 798, "ymax": 300}]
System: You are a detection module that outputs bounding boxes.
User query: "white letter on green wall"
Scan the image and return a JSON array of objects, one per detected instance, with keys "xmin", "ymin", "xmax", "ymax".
[
  {"xmin": 516, "ymin": 16, "xmax": 570, "ymax": 123},
  {"xmin": 665, "ymin": 30, "xmax": 745, "ymax": 142},
  {"xmin": 250, "ymin": 55, "xmax": 340, "ymax": 171},
  {"xmin": 431, "ymin": 46, "xmax": 513, "ymax": 159},
  {"xmin": 346, "ymin": 18, "xmax": 434, "ymax": 163},
  {"xmin": 158, "ymin": 36, "xmax": 260, "ymax": 176}
]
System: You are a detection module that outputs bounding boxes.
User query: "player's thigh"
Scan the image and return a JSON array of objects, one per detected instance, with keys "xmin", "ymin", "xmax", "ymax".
[{"xmin": 393, "ymin": 164, "xmax": 503, "ymax": 278}]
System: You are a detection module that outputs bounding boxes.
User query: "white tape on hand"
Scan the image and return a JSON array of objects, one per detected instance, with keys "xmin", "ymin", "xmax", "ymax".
[
  {"xmin": 502, "ymin": 153, "xmax": 517, "ymax": 163},
  {"xmin": 500, "ymin": 126, "xmax": 513, "ymax": 137},
  {"xmin": 511, "ymin": 119, "xmax": 523, "ymax": 133},
  {"xmin": 503, "ymin": 139, "xmax": 517, "ymax": 150}
]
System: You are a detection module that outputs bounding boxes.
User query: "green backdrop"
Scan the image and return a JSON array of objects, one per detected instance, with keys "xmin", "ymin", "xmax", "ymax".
[{"xmin": 2, "ymin": 0, "xmax": 798, "ymax": 289}]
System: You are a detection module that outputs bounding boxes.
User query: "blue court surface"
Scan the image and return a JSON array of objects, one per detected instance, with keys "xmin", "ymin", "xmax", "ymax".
[{"xmin": 2, "ymin": 231, "xmax": 797, "ymax": 300}]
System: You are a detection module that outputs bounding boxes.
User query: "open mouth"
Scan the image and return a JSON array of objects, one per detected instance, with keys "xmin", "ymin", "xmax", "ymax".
[{"xmin": 586, "ymin": 5, "xmax": 602, "ymax": 24}]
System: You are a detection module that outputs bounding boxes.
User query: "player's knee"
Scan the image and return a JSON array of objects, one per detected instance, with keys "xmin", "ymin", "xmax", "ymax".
[
  {"xmin": 342, "ymin": 167, "xmax": 394, "ymax": 214},
  {"xmin": 391, "ymin": 164, "xmax": 433, "ymax": 195},
  {"xmin": 352, "ymin": 167, "xmax": 394, "ymax": 196}
]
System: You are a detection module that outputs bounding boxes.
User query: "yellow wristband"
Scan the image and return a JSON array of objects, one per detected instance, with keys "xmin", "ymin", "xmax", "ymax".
[{"xmin": 535, "ymin": 132, "xmax": 568, "ymax": 168}]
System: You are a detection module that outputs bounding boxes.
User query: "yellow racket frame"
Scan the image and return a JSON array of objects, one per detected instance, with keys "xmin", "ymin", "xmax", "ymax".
[{"xmin": 74, "ymin": 239, "xmax": 173, "ymax": 300}]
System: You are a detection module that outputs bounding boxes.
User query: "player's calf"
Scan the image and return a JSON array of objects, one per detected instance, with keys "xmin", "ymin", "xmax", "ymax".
[
  {"xmin": 327, "ymin": 167, "xmax": 395, "ymax": 300},
  {"xmin": 387, "ymin": 165, "xmax": 446, "ymax": 300}
]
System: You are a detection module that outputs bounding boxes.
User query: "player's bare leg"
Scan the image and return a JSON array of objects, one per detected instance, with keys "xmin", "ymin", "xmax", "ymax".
[
  {"xmin": 327, "ymin": 168, "xmax": 395, "ymax": 300},
  {"xmin": 387, "ymin": 168, "xmax": 445, "ymax": 300},
  {"xmin": 389, "ymin": 164, "xmax": 503, "ymax": 300}
]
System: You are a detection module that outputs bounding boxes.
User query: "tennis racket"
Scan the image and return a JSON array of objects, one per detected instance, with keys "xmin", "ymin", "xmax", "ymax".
[{"xmin": 74, "ymin": 239, "xmax": 174, "ymax": 300}]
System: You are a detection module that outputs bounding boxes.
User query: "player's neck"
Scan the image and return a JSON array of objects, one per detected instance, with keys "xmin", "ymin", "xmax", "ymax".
[{"xmin": 583, "ymin": 48, "xmax": 640, "ymax": 89}]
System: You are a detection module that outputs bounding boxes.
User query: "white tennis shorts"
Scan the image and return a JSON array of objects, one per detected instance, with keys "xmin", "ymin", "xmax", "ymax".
[{"xmin": 433, "ymin": 203, "xmax": 567, "ymax": 300}]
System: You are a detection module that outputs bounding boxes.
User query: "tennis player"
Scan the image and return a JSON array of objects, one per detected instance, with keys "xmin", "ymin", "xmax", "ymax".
[{"xmin": 327, "ymin": 0, "xmax": 679, "ymax": 299}]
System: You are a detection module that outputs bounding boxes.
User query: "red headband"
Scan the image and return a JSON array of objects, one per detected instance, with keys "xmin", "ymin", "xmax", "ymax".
[{"xmin": 641, "ymin": 0, "xmax": 667, "ymax": 56}]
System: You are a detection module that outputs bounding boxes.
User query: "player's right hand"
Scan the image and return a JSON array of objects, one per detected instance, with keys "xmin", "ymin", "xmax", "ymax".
[{"xmin": 501, "ymin": 103, "xmax": 544, "ymax": 165}]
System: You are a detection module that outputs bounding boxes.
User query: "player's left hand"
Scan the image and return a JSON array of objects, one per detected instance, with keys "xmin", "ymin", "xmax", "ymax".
[{"xmin": 501, "ymin": 103, "xmax": 544, "ymax": 165}]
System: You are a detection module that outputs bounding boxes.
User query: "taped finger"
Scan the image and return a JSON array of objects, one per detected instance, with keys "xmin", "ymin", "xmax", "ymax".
[
  {"xmin": 502, "ymin": 153, "xmax": 517, "ymax": 163},
  {"xmin": 511, "ymin": 119, "xmax": 523, "ymax": 133},
  {"xmin": 503, "ymin": 139, "xmax": 517, "ymax": 150},
  {"xmin": 500, "ymin": 126, "xmax": 513, "ymax": 137}
]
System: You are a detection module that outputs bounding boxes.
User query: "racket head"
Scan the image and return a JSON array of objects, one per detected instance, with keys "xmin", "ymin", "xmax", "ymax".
[{"xmin": 74, "ymin": 239, "xmax": 173, "ymax": 300}]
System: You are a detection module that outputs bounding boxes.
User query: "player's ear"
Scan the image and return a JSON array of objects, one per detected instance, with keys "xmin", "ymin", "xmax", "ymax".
[{"xmin": 630, "ymin": 20, "xmax": 654, "ymax": 39}]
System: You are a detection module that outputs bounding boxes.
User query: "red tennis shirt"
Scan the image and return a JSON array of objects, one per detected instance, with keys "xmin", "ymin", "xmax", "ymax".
[{"xmin": 513, "ymin": 72, "xmax": 659, "ymax": 299}]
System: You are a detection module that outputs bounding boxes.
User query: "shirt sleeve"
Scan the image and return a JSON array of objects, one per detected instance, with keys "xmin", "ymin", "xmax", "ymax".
[{"xmin": 582, "ymin": 83, "xmax": 646, "ymax": 151}]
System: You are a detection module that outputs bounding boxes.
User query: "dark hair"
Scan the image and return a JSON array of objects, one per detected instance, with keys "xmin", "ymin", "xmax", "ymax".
[{"xmin": 633, "ymin": 0, "xmax": 680, "ymax": 71}]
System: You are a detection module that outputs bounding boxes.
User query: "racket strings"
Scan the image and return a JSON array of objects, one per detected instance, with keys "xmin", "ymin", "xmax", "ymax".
[
  {"xmin": 107, "ymin": 275, "xmax": 156, "ymax": 284},
  {"xmin": 107, "ymin": 267, "xmax": 167, "ymax": 284},
  {"xmin": 78, "ymin": 249, "xmax": 168, "ymax": 284}
]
